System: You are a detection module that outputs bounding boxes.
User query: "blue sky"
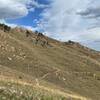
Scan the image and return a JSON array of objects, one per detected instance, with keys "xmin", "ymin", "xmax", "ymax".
[
  {"xmin": 0, "ymin": 0, "xmax": 100, "ymax": 51},
  {"xmin": 7, "ymin": 0, "xmax": 49, "ymax": 27}
]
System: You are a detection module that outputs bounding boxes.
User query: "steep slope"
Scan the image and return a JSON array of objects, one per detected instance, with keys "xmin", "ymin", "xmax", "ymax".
[{"xmin": 0, "ymin": 24, "xmax": 100, "ymax": 100}]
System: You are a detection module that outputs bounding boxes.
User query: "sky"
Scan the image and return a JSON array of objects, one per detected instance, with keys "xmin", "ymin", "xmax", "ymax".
[{"xmin": 0, "ymin": 0, "xmax": 100, "ymax": 51}]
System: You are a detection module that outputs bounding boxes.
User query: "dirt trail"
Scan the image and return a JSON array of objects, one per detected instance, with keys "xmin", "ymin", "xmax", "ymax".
[{"xmin": 0, "ymin": 76, "xmax": 91, "ymax": 100}]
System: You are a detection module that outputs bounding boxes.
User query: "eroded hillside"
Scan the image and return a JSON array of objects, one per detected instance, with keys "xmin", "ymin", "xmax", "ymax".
[{"xmin": 0, "ymin": 24, "xmax": 100, "ymax": 100}]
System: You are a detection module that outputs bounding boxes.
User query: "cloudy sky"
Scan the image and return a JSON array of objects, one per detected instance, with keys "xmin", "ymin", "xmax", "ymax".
[{"xmin": 0, "ymin": 0, "xmax": 100, "ymax": 51}]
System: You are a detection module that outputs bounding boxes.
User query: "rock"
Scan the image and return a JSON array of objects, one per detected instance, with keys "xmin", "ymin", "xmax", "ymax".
[
  {"xmin": 62, "ymin": 77, "xmax": 66, "ymax": 81},
  {"xmin": 7, "ymin": 57, "xmax": 12, "ymax": 61}
]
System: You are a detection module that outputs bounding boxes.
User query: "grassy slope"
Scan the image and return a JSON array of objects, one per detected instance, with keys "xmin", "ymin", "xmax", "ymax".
[
  {"xmin": 0, "ymin": 28, "xmax": 100, "ymax": 100},
  {"xmin": 0, "ymin": 79, "xmax": 67, "ymax": 100}
]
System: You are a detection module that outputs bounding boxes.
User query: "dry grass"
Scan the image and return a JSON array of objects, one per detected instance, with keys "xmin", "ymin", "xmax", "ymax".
[{"xmin": 0, "ymin": 27, "xmax": 100, "ymax": 100}]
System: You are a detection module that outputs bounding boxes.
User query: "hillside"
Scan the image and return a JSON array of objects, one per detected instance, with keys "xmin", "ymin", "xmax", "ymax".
[{"xmin": 0, "ymin": 24, "xmax": 100, "ymax": 100}]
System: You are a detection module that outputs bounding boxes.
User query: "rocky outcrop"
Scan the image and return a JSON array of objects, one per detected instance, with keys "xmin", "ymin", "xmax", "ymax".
[{"xmin": 25, "ymin": 30, "xmax": 50, "ymax": 47}]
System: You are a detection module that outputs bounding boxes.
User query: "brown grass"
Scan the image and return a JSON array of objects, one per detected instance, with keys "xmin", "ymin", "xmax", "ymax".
[{"xmin": 0, "ymin": 27, "xmax": 100, "ymax": 100}]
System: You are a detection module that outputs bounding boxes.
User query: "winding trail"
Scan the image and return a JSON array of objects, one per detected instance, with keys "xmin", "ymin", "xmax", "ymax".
[{"xmin": 0, "ymin": 75, "xmax": 91, "ymax": 100}]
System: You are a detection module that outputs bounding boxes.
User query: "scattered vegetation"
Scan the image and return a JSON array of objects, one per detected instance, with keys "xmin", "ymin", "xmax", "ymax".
[
  {"xmin": 0, "ymin": 81, "xmax": 66, "ymax": 100},
  {"xmin": 0, "ymin": 24, "xmax": 100, "ymax": 100}
]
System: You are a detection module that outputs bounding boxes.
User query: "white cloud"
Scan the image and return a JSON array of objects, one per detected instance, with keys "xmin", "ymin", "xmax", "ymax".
[
  {"xmin": 77, "ymin": 0, "xmax": 100, "ymax": 19},
  {"xmin": 35, "ymin": 0, "xmax": 100, "ymax": 50},
  {"xmin": 22, "ymin": 25, "xmax": 39, "ymax": 31},
  {"xmin": 0, "ymin": 0, "xmax": 30, "ymax": 19},
  {"xmin": 0, "ymin": 0, "xmax": 47, "ymax": 19}
]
